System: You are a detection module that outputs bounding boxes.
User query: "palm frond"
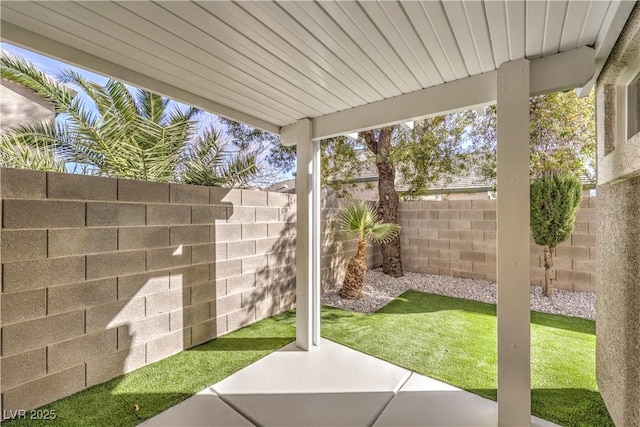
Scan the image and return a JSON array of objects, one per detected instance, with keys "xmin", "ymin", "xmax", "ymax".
[
  {"xmin": 58, "ymin": 69, "xmax": 112, "ymax": 117},
  {"xmin": 1, "ymin": 51, "xmax": 74, "ymax": 109},
  {"xmin": 0, "ymin": 135, "xmax": 66, "ymax": 172},
  {"xmin": 0, "ymin": 119, "xmax": 87, "ymax": 163},
  {"xmin": 180, "ymin": 128, "xmax": 257, "ymax": 187},
  {"xmin": 135, "ymin": 90, "xmax": 170, "ymax": 124},
  {"xmin": 217, "ymin": 152, "xmax": 259, "ymax": 187},
  {"xmin": 339, "ymin": 201, "xmax": 400, "ymax": 245},
  {"xmin": 368, "ymin": 222, "xmax": 401, "ymax": 244},
  {"xmin": 2, "ymin": 52, "xmax": 254, "ymax": 188}
]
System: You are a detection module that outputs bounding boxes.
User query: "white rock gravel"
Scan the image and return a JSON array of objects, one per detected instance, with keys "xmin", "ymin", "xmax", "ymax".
[{"xmin": 321, "ymin": 268, "xmax": 596, "ymax": 320}]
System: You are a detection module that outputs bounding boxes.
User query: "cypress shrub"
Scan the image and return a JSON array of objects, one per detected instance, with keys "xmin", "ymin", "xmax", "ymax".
[{"xmin": 530, "ymin": 175, "xmax": 583, "ymax": 297}]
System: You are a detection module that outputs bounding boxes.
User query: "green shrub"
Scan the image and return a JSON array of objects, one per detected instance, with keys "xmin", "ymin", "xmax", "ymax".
[{"xmin": 530, "ymin": 175, "xmax": 582, "ymax": 297}]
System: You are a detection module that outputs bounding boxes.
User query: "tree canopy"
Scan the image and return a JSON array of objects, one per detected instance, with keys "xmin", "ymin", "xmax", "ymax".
[
  {"xmin": 0, "ymin": 52, "xmax": 257, "ymax": 187},
  {"xmin": 469, "ymin": 90, "xmax": 596, "ymax": 186}
]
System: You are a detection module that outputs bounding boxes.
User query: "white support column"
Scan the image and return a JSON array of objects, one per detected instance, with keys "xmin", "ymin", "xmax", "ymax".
[
  {"xmin": 311, "ymin": 138, "xmax": 321, "ymax": 346},
  {"xmin": 295, "ymin": 118, "xmax": 320, "ymax": 350},
  {"xmin": 496, "ymin": 59, "xmax": 531, "ymax": 426}
]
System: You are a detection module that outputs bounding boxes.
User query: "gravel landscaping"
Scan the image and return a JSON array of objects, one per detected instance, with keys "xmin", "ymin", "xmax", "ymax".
[{"xmin": 322, "ymin": 268, "xmax": 596, "ymax": 320}]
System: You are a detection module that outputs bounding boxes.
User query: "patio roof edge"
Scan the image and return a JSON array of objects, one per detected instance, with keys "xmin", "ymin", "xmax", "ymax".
[
  {"xmin": 282, "ymin": 47, "xmax": 595, "ymax": 143},
  {"xmin": 0, "ymin": 21, "xmax": 282, "ymax": 135}
]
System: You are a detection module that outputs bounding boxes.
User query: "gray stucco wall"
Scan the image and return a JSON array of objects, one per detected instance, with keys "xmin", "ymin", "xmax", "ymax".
[
  {"xmin": 595, "ymin": 4, "xmax": 640, "ymax": 426},
  {"xmin": 0, "ymin": 79, "xmax": 55, "ymax": 130}
]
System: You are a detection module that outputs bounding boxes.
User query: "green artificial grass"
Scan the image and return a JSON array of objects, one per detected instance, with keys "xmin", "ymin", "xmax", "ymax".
[
  {"xmin": 2, "ymin": 314, "xmax": 296, "ymax": 427},
  {"xmin": 322, "ymin": 290, "xmax": 611, "ymax": 427},
  {"xmin": 4, "ymin": 290, "xmax": 608, "ymax": 427}
]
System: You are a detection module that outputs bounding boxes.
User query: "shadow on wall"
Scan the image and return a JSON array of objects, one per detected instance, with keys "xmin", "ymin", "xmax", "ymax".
[
  {"xmin": 102, "ymin": 189, "xmax": 235, "ymax": 386},
  {"xmin": 0, "ymin": 167, "xmax": 380, "ymax": 416},
  {"xmin": 250, "ymin": 196, "xmax": 297, "ymax": 320},
  {"xmin": 320, "ymin": 197, "xmax": 382, "ymax": 293},
  {"xmin": 0, "ymin": 171, "xmax": 240, "ymax": 416}
]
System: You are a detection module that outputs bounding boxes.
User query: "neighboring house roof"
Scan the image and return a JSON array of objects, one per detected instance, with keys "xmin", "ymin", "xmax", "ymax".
[
  {"xmin": 352, "ymin": 169, "xmax": 493, "ymax": 195},
  {"xmin": 333, "ymin": 165, "xmax": 593, "ymax": 195},
  {"xmin": 0, "ymin": 78, "xmax": 56, "ymax": 131},
  {"xmin": 267, "ymin": 179, "xmax": 296, "ymax": 194}
]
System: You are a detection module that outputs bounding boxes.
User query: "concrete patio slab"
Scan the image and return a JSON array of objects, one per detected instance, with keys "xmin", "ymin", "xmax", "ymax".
[
  {"xmin": 212, "ymin": 339, "xmax": 411, "ymax": 394},
  {"xmin": 139, "ymin": 339, "xmax": 559, "ymax": 427},
  {"xmin": 221, "ymin": 392, "xmax": 394, "ymax": 426},
  {"xmin": 211, "ymin": 339, "xmax": 411, "ymax": 426},
  {"xmin": 137, "ymin": 388, "xmax": 252, "ymax": 427},
  {"xmin": 375, "ymin": 373, "xmax": 558, "ymax": 427}
]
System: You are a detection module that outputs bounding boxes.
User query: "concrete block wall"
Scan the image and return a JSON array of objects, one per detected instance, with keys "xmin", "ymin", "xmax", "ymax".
[
  {"xmin": 0, "ymin": 168, "xmax": 309, "ymax": 413},
  {"xmin": 321, "ymin": 203, "xmax": 382, "ymax": 292},
  {"xmin": 399, "ymin": 197, "xmax": 596, "ymax": 292}
]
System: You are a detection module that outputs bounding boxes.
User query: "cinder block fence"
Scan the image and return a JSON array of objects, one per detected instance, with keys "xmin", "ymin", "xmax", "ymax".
[
  {"xmin": 399, "ymin": 198, "xmax": 596, "ymax": 292},
  {"xmin": 0, "ymin": 168, "xmax": 378, "ymax": 414},
  {"xmin": 0, "ymin": 167, "xmax": 595, "ymax": 413}
]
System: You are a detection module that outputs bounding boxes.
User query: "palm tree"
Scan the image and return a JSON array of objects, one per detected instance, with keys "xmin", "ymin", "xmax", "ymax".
[
  {"xmin": 0, "ymin": 52, "xmax": 257, "ymax": 186},
  {"xmin": 339, "ymin": 201, "xmax": 400, "ymax": 299}
]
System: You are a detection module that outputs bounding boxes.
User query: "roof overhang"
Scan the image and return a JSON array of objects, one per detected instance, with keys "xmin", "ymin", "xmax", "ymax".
[
  {"xmin": 0, "ymin": 1, "xmax": 635, "ymax": 141},
  {"xmin": 282, "ymin": 46, "xmax": 596, "ymax": 143}
]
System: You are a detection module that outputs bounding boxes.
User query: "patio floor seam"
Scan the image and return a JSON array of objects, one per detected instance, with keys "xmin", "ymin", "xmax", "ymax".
[
  {"xmin": 370, "ymin": 371, "xmax": 414, "ymax": 427},
  {"xmin": 215, "ymin": 392, "xmax": 259, "ymax": 427}
]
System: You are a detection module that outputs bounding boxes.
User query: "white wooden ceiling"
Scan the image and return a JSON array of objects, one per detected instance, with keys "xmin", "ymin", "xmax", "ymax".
[{"xmin": 0, "ymin": 1, "xmax": 635, "ymax": 133}]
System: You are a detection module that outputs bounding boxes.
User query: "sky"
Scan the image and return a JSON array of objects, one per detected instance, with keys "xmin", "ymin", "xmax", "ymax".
[
  {"xmin": 1, "ymin": 41, "xmax": 224, "ymax": 132},
  {"xmin": 2, "ymin": 42, "xmax": 294, "ymax": 184},
  {"xmin": 2, "ymin": 42, "xmax": 110, "ymax": 85},
  {"xmin": 1, "ymin": 42, "xmax": 283, "ymax": 178}
]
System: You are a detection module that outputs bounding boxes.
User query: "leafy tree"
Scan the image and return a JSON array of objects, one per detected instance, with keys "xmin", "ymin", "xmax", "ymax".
[
  {"xmin": 0, "ymin": 52, "xmax": 257, "ymax": 187},
  {"xmin": 223, "ymin": 115, "xmax": 471, "ymax": 279},
  {"xmin": 360, "ymin": 127, "xmax": 403, "ymax": 276},
  {"xmin": 469, "ymin": 90, "xmax": 596, "ymax": 185},
  {"xmin": 219, "ymin": 117, "xmax": 369, "ymax": 196},
  {"xmin": 470, "ymin": 90, "xmax": 594, "ymax": 297},
  {"xmin": 530, "ymin": 175, "xmax": 582, "ymax": 297},
  {"xmin": 219, "ymin": 117, "xmax": 295, "ymax": 188},
  {"xmin": 338, "ymin": 200, "xmax": 400, "ymax": 300},
  {"xmin": 392, "ymin": 116, "xmax": 471, "ymax": 197},
  {"xmin": 359, "ymin": 115, "xmax": 471, "ymax": 277}
]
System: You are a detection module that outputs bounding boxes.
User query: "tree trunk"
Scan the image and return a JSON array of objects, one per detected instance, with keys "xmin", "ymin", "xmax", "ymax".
[
  {"xmin": 339, "ymin": 241, "xmax": 368, "ymax": 299},
  {"xmin": 543, "ymin": 245, "xmax": 554, "ymax": 298},
  {"xmin": 361, "ymin": 127, "xmax": 404, "ymax": 278}
]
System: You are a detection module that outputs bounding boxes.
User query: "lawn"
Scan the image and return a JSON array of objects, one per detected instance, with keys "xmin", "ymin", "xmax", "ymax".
[
  {"xmin": 2, "ymin": 290, "xmax": 609, "ymax": 427},
  {"xmin": 1, "ymin": 316, "xmax": 296, "ymax": 427},
  {"xmin": 322, "ymin": 290, "xmax": 611, "ymax": 427}
]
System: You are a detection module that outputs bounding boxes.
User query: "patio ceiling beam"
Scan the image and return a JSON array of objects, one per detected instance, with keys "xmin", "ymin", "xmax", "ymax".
[
  {"xmin": 280, "ymin": 47, "xmax": 595, "ymax": 143},
  {"xmin": 0, "ymin": 22, "xmax": 281, "ymax": 135}
]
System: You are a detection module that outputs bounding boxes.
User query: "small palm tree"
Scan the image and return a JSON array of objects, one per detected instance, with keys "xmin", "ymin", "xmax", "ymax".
[{"xmin": 339, "ymin": 201, "xmax": 400, "ymax": 300}]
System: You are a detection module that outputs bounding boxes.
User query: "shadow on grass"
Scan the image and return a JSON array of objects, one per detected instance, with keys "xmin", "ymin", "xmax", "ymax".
[
  {"xmin": 187, "ymin": 337, "xmax": 293, "ymax": 351},
  {"xmin": 369, "ymin": 290, "xmax": 594, "ymax": 335},
  {"xmin": 466, "ymin": 388, "xmax": 613, "ymax": 427},
  {"xmin": 1, "ymin": 313, "xmax": 296, "ymax": 427},
  {"xmin": 321, "ymin": 291, "xmax": 605, "ymax": 427}
]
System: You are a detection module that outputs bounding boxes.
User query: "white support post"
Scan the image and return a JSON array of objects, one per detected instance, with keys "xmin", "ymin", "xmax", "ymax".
[
  {"xmin": 496, "ymin": 59, "xmax": 531, "ymax": 426},
  {"xmin": 311, "ymin": 138, "xmax": 321, "ymax": 346},
  {"xmin": 295, "ymin": 118, "xmax": 320, "ymax": 350}
]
